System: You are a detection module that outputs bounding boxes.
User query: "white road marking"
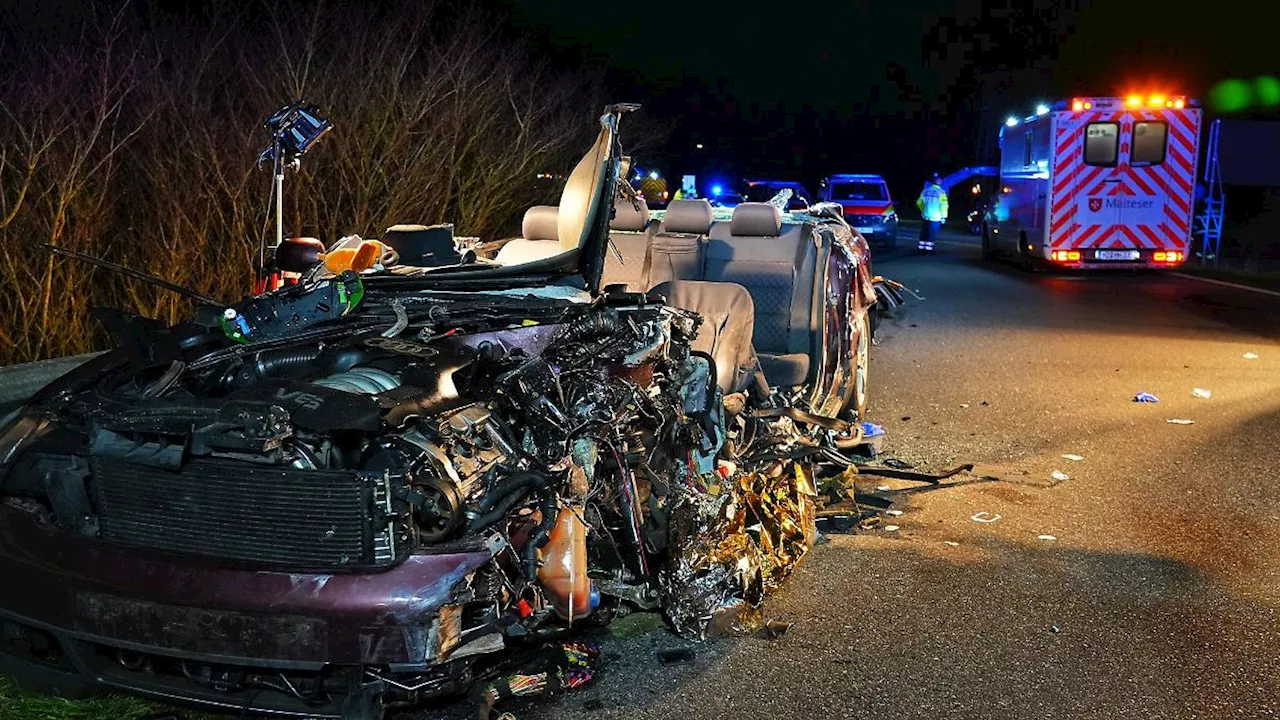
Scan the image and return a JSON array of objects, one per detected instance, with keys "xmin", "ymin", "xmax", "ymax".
[{"xmin": 1172, "ymin": 272, "xmax": 1280, "ymax": 298}]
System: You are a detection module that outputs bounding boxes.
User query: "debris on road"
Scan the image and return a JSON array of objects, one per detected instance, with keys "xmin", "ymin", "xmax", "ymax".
[
  {"xmin": 960, "ymin": 403, "xmax": 970, "ymax": 408},
  {"xmin": 761, "ymin": 619, "xmax": 793, "ymax": 640},
  {"xmin": 862, "ymin": 421, "xmax": 886, "ymax": 438},
  {"xmin": 1167, "ymin": 418, "xmax": 1196, "ymax": 425},
  {"xmin": 877, "ymin": 485, "xmax": 891, "ymax": 492},
  {"xmin": 886, "ymin": 509, "xmax": 904, "ymax": 516},
  {"xmin": 656, "ymin": 648, "xmax": 696, "ymax": 666},
  {"xmin": 474, "ymin": 641, "xmax": 602, "ymax": 720},
  {"xmin": 1192, "ymin": 388, "xmax": 1212, "ymax": 399},
  {"xmin": 943, "ymin": 541, "xmax": 961, "ymax": 547},
  {"xmin": 971, "ymin": 511, "xmax": 1002, "ymax": 523},
  {"xmin": 883, "ymin": 458, "xmax": 915, "ymax": 469},
  {"xmin": 1051, "ymin": 470, "xmax": 1071, "ymax": 482},
  {"xmin": 1134, "ymin": 392, "xmax": 1160, "ymax": 403},
  {"xmin": 1243, "ymin": 352, "xmax": 1259, "ymax": 359},
  {"xmin": 1050, "ymin": 625, "xmax": 1061, "ymax": 634},
  {"xmin": 883, "ymin": 525, "xmax": 900, "ymax": 532},
  {"xmin": 1061, "ymin": 454, "xmax": 1084, "ymax": 462},
  {"xmin": 1037, "ymin": 535, "xmax": 1058, "ymax": 541}
]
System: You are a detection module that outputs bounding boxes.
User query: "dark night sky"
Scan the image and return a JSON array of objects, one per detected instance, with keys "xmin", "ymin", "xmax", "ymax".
[
  {"xmin": 497, "ymin": 0, "xmax": 1267, "ymax": 196},
  {"xmin": 2, "ymin": 0, "xmax": 1264, "ymax": 198}
]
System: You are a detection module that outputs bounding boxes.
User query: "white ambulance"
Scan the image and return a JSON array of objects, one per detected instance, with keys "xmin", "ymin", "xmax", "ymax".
[{"xmin": 984, "ymin": 95, "xmax": 1202, "ymax": 270}]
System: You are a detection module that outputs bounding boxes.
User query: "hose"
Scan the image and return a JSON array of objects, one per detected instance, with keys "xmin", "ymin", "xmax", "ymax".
[
  {"xmin": 465, "ymin": 471, "xmax": 560, "ymax": 581},
  {"xmin": 556, "ymin": 310, "xmax": 622, "ymax": 346}
]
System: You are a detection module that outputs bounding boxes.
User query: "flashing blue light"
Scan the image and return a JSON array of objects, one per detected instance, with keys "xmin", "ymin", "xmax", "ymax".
[
  {"xmin": 1005, "ymin": 116, "xmax": 1019, "ymax": 127},
  {"xmin": 1035, "ymin": 104, "xmax": 1050, "ymax": 116},
  {"xmin": 648, "ymin": 170, "xmax": 659, "ymax": 180},
  {"xmin": 711, "ymin": 184, "xmax": 723, "ymax": 197}
]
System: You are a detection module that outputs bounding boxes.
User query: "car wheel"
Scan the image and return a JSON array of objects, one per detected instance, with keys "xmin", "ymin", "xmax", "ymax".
[
  {"xmin": 852, "ymin": 311, "xmax": 871, "ymax": 421},
  {"xmin": 981, "ymin": 223, "xmax": 995, "ymax": 260}
]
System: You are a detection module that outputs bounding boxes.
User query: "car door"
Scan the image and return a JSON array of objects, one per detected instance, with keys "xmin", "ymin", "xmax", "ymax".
[{"xmin": 1072, "ymin": 118, "xmax": 1124, "ymax": 251}]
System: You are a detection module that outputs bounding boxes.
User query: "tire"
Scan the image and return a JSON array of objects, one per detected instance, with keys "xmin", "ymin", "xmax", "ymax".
[
  {"xmin": 981, "ymin": 223, "xmax": 995, "ymax": 260},
  {"xmin": 851, "ymin": 311, "xmax": 871, "ymax": 421}
]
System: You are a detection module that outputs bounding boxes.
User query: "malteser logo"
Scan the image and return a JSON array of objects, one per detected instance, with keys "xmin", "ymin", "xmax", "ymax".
[{"xmin": 1088, "ymin": 197, "xmax": 1103, "ymax": 212}]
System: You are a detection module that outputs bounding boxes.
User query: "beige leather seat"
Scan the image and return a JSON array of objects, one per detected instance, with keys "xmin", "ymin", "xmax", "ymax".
[
  {"xmin": 599, "ymin": 195, "xmax": 655, "ymax": 291},
  {"xmin": 494, "ymin": 206, "xmax": 560, "ymax": 264},
  {"xmin": 704, "ymin": 202, "xmax": 818, "ymax": 388},
  {"xmin": 494, "ymin": 121, "xmax": 613, "ymax": 269}
]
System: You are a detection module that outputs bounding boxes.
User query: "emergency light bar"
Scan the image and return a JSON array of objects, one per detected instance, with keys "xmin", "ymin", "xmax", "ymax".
[{"xmin": 1068, "ymin": 96, "xmax": 1193, "ymax": 112}]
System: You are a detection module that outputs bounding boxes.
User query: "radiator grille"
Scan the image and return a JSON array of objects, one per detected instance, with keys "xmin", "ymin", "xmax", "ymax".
[{"xmin": 91, "ymin": 458, "xmax": 400, "ymax": 571}]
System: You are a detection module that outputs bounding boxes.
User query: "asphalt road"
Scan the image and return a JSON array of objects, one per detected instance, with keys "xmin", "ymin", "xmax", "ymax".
[{"xmin": 494, "ymin": 224, "xmax": 1280, "ymax": 720}]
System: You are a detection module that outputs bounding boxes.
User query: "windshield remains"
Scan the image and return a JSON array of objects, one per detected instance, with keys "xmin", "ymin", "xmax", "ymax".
[{"xmin": 831, "ymin": 181, "xmax": 887, "ymax": 201}]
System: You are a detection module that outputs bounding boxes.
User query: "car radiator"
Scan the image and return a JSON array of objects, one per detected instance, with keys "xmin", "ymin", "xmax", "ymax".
[{"xmin": 90, "ymin": 458, "xmax": 403, "ymax": 571}]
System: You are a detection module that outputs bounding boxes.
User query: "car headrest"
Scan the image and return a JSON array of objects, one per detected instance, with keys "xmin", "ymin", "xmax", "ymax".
[
  {"xmin": 662, "ymin": 199, "xmax": 714, "ymax": 234},
  {"xmin": 610, "ymin": 196, "xmax": 649, "ymax": 231},
  {"xmin": 522, "ymin": 205, "xmax": 559, "ymax": 242},
  {"xmin": 730, "ymin": 202, "xmax": 783, "ymax": 237}
]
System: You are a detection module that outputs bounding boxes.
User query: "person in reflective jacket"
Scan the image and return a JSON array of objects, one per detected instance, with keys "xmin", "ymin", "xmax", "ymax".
[{"xmin": 916, "ymin": 174, "xmax": 948, "ymax": 253}]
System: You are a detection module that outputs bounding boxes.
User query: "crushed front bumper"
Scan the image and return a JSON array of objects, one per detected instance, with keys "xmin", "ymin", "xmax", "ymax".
[{"xmin": 0, "ymin": 503, "xmax": 499, "ymax": 716}]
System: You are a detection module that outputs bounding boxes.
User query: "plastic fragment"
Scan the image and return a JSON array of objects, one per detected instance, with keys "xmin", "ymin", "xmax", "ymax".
[
  {"xmin": 1243, "ymin": 352, "xmax": 1259, "ymax": 359},
  {"xmin": 1051, "ymin": 470, "xmax": 1070, "ymax": 482},
  {"xmin": 970, "ymin": 511, "xmax": 1001, "ymax": 523},
  {"xmin": 1061, "ymin": 454, "xmax": 1084, "ymax": 462},
  {"xmin": 1133, "ymin": 392, "xmax": 1159, "ymax": 403},
  {"xmin": 1037, "ymin": 534, "xmax": 1057, "ymax": 541},
  {"xmin": 960, "ymin": 403, "xmax": 970, "ymax": 408},
  {"xmin": 861, "ymin": 421, "xmax": 885, "ymax": 438},
  {"xmin": 1051, "ymin": 625, "xmax": 1061, "ymax": 634},
  {"xmin": 1192, "ymin": 388, "xmax": 1212, "ymax": 399},
  {"xmin": 886, "ymin": 509, "xmax": 904, "ymax": 516},
  {"xmin": 876, "ymin": 485, "xmax": 891, "ymax": 492},
  {"xmin": 883, "ymin": 525, "xmax": 900, "ymax": 532},
  {"xmin": 1167, "ymin": 418, "xmax": 1195, "ymax": 425},
  {"xmin": 943, "ymin": 541, "xmax": 960, "ymax": 547},
  {"xmin": 657, "ymin": 648, "xmax": 696, "ymax": 665}
]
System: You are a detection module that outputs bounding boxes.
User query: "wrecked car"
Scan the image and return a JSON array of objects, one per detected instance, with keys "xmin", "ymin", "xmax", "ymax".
[{"xmin": 0, "ymin": 104, "xmax": 889, "ymax": 718}]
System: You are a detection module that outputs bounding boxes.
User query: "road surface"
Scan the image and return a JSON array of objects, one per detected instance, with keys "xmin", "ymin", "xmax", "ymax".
[{"xmin": 509, "ymin": 225, "xmax": 1280, "ymax": 720}]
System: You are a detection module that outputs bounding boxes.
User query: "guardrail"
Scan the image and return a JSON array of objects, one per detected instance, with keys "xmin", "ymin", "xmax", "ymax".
[{"xmin": 0, "ymin": 352, "xmax": 103, "ymax": 417}]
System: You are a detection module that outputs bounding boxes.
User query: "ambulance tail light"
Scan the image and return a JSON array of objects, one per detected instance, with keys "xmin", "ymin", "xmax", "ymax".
[
  {"xmin": 1051, "ymin": 250, "xmax": 1082, "ymax": 263},
  {"xmin": 1153, "ymin": 251, "xmax": 1184, "ymax": 264}
]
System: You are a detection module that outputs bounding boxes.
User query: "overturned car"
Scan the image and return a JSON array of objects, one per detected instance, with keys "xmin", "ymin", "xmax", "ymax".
[{"xmin": 0, "ymin": 105, "xmax": 890, "ymax": 718}]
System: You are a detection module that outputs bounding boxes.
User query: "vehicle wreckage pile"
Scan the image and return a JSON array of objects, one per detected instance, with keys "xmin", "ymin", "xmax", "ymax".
[{"xmin": 0, "ymin": 104, "xmax": 921, "ymax": 718}]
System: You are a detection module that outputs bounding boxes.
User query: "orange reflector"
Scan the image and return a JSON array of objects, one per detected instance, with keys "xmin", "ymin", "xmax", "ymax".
[
  {"xmin": 1069, "ymin": 251, "xmax": 1081, "ymax": 261},
  {"xmin": 1084, "ymin": 101, "xmax": 1093, "ymax": 109},
  {"xmin": 1052, "ymin": 250, "xmax": 1082, "ymax": 263},
  {"xmin": 1154, "ymin": 251, "xmax": 1167, "ymax": 262},
  {"xmin": 1153, "ymin": 251, "xmax": 1183, "ymax": 263}
]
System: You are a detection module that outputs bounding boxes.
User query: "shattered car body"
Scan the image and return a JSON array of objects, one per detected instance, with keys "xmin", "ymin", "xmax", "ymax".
[{"xmin": 0, "ymin": 105, "xmax": 891, "ymax": 718}]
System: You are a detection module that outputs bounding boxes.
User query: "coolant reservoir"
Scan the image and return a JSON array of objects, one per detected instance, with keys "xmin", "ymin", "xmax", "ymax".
[{"xmin": 537, "ymin": 501, "xmax": 595, "ymax": 623}]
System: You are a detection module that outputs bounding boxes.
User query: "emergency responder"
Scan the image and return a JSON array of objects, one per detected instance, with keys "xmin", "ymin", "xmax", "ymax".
[{"xmin": 916, "ymin": 173, "xmax": 948, "ymax": 253}]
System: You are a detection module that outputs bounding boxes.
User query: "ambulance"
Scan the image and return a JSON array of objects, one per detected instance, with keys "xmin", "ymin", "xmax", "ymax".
[{"xmin": 984, "ymin": 95, "xmax": 1202, "ymax": 270}]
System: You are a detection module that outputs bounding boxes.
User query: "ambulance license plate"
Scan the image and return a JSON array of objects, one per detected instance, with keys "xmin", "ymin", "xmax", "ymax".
[{"xmin": 1095, "ymin": 250, "xmax": 1140, "ymax": 261}]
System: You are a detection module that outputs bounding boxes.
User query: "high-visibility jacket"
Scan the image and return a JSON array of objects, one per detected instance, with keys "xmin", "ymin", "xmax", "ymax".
[{"xmin": 916, "ymin": 182, "xmax": 948, "ymax": 222}]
